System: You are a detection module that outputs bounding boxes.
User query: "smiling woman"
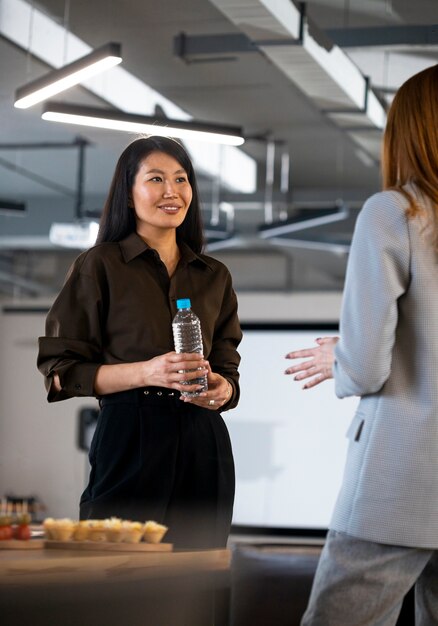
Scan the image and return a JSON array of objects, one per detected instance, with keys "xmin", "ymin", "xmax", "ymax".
[
  {"xmin": 37, "ymin": 136, "xmax": 242, "ymax": 553},
  {"xmin": 131, "ymin": 152, "xmax": 193, "ymax": 262}
]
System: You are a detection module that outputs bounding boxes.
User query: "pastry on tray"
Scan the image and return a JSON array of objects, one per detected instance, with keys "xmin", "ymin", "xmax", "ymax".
[
  {"xmin": 86, "ymin": 519, "xmax": 107, "ymax": 542},
  {"xmin": 120, "ymin": 520, "xmax": 144, "ymax": 543},
  {"xmin": 72, "ymin": 520, "xmax": 91, "ymax": 541},
  {"xmin": 104, "ymin": 517, "xmax": 124, "ymax": 543},
  {"xmin": 143, "ymin": 520, "xmax": 168, "ymax": 544},
  {"xmin": 42, "ymin": 516, "xmax": 169, "ymax": 545},
  {"xmin": 43, "ymin": 517, "xmax": 76, "ymax": 541}
]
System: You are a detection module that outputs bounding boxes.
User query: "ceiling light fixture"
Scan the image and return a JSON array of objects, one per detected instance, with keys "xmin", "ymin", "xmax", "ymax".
[
  {"xmin": 41, "ymin": 102, "xmax": 245, "ymax": 146},
  {"xmin": 14, "ymin": 42, "xmax": 122, "ymax": 109},
  {"xmin": 49, "ymin": 221, "xmax": 99, "ymax": 249}
]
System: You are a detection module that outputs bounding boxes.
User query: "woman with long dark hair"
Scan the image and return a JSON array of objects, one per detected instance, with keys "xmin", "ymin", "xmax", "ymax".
[
  {"xmin": 286, "ymin": 64, "xmax": 438, "ymax": 625},
  {"xmin": 38, "ymin": 136, "xmax": 241, "ymax": 551}
]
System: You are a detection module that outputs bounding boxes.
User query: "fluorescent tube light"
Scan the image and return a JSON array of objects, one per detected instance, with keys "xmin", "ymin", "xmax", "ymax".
[
  {"xmin": 41, "ymin": 102, "xmax": 245, "ymax": 146},
  {"xmin": 14, "ymin": 42, "xmax": 122, "ymax": 109}
]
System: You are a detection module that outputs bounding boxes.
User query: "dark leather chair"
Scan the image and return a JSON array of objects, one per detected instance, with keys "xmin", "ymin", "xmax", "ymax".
[{"xmin": 230, "ymin": 543, "xmax": 415, "ymax": 626}]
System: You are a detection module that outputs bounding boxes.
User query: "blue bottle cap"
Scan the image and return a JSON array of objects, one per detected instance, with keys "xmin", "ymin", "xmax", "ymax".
[{"xmin": 176, "ymin": 298, "xmax": 191, "ymax": 309}]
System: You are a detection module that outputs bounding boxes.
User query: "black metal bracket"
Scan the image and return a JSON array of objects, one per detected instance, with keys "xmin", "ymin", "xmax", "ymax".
[
  {"xmin": 174, "ymin": 3, "xmax": 307, "ymax": 63},
  {"xmin": 174, "ymin": 22, "xmax": 438, "ymax": 62}
]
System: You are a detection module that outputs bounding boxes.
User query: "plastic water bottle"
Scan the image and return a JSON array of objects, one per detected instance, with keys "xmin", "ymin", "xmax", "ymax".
[{"xmin": 172, "ymin": 298, "xmax": 208, "ymax": 397}]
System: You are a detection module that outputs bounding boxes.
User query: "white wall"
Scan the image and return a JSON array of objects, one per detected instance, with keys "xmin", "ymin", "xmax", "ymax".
[
  {"xmin": 0, "ymin": 291, "xmax": 342, "ymax": 520},
  {"xmin": 237, "ymin": 291, "xmax": 342, "ymax": 322},
  {"xmin": 0, "ymin": 308, "xmax": 97, "ymax": 519}
]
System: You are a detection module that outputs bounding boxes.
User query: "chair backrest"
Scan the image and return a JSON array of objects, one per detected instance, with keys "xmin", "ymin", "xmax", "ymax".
[
  {"xmin": 230, "ymin": 544, "xmax": 321, "ymax": 626},
  {"xmin": 229, "ymin": 543, "xmax": 415, "ymax": 626}
]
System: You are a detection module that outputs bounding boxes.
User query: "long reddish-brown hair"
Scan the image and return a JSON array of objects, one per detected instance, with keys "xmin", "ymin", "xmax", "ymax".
[{"xmin": 382, "ymin": 64, "xmax": 438, "ymax": 240}]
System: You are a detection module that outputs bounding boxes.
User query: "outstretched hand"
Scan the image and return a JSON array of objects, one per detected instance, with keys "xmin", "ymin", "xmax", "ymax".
[{"xmin": 284, "ymin": 336, "xmax": 339, "ymax": 389}]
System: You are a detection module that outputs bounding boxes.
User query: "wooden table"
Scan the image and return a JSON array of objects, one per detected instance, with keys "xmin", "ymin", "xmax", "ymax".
[{"xmin": 0, "ymin": 543, "xmax": 231, "ymax": 626}]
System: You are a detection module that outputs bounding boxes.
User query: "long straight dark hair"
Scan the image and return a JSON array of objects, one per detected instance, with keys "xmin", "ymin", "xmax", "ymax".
[{"xmin": 96, "ymin": 136, "xmax": 205, "ymax": 254}]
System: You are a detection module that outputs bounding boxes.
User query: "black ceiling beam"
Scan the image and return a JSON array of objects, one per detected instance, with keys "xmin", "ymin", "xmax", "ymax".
[
  {"xmin": 0, "ymin": 199, "xmax": 26, "ymax": 213},
  {"xmin": 0, "ymin": 137, "xmax": 91, "ymax": 150},
  {"xmin": 174, "ymin": 32, "xmax": 256, "ymax": 57},
  {"xmin": 174, "ymin": 24, "xmax": 438, "ymax": 60}
]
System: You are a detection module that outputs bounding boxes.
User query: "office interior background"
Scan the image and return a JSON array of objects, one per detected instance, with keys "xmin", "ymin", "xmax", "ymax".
[{"xmin": 0, "ymin": 0, "xmax": 437, "ymax": 527}]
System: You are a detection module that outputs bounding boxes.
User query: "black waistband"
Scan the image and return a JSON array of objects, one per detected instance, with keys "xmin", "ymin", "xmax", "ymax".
[{"xmin": 99, "ymin": 387, "xmax": 181, "ymax": 406}]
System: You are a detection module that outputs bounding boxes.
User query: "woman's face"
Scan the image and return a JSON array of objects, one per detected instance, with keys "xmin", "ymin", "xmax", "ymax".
[{"xmin": 131, "ymin": 150, "xmax": 193, "ymax": 239}]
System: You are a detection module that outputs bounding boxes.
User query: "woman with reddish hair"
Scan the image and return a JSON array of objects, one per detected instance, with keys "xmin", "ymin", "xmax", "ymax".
[{"xmin": 286, "ymin": 64, "xmax": 438, "ymax": 625}]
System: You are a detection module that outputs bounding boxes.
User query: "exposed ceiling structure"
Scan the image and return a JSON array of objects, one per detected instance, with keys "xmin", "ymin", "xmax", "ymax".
[{"xmin": 0, "ymin": 0, "xmax": 437, "ymax": 297}]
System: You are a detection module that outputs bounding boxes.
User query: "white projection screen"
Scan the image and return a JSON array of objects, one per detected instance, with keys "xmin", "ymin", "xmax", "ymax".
[{"xmin": 224, "ymin": 324, "xmax": 359, "ymax": 536}]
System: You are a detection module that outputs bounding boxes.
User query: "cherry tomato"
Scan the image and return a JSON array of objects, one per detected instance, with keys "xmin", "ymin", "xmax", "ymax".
[
  {"xmin": 0, "ymin": 525, "xmax": 13, "ymax": 540},
  {"xmin": 14, "ymin": 524, "xmax": 31, "ymax": 541}
]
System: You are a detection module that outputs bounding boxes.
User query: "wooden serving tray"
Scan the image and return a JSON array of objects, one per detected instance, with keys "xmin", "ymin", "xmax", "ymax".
[
  {"xmin": 44, "ymin": 540, "xmax": 173, "ymax": 552},
  {"xmin": 0, "ymin": 539, "xmax": 45, "ymax": 550}
]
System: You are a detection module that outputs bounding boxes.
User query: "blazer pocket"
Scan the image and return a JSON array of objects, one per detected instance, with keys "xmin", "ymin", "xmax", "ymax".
[{"xmin": 346, "ymin": 413, "xmax": 365, "ymax": 442}]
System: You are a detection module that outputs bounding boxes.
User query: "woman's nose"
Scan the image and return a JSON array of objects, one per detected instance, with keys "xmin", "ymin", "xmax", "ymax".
[{"xmin": 163, "ymin": 181, "xmax": 177, "ymax": 197}]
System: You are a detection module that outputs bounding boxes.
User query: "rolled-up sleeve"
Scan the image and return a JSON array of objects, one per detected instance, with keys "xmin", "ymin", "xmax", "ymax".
[
  {"xmin": 37, "ymin": 257, "xmax": 105, "ymax": 402},
  {"xmin": 334, "ymin": 192, "xmax": 411, "ymax": 398},
  {"xmin": 209, "ymin": 270, "xmax": 242, "ymax": 411}
]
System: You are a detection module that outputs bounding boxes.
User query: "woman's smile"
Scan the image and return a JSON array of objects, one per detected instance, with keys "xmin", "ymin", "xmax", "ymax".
[{"xmin": 157, "ymin": 204, "xmax": 183, "ymax": 213}]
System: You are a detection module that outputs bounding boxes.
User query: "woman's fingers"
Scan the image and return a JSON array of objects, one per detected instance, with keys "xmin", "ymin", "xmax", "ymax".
[
  {"xmin": 285, "ymin": 348, "xmax": 317, "ymax": 359},
  {"xmin": 293, "ymin": 367, "xmax": 318, "ymax": 381},
  {"xmin": 303, "ymin": 373, "xmax": 328, "ymax": 389},
  {"xmin": 285, "ymin": 359, "xmax": 316, "ymax": 375},
  {"xmin": 316, "ymin": 336, "xmax": 339, "ymax": 345},
  {"xmin": 181, "ymin": 371, "xmax": 229, "ymax": 410},
  {"xmin": 145, "ymin": 351, "xmax": 208, "ymax": 389}
]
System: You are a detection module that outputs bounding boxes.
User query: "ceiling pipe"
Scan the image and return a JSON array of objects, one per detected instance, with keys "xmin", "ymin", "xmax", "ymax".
[{"xmin": 264, "ymin": 140, "xmax": 275, "ymax": 225}]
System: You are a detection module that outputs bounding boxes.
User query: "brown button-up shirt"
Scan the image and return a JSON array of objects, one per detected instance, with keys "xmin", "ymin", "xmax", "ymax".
[{"xmin": 37, "ymin": 232, "xmax": 242, "ymax": 409}]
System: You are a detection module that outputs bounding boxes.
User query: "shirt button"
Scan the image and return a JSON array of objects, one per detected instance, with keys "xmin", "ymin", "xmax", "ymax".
[{"xmin": 75, "ymin": 384, "xmax": 82, "ymax": 391}]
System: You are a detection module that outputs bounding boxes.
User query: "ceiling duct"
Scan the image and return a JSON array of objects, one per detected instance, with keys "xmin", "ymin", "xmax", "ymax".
[{"xmin": 209, "ymin": 0, "xmax": 387, "ymax": 158}]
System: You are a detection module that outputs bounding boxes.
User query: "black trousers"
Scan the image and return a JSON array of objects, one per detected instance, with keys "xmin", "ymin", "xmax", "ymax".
[{"xmin": 80, "ymin": 387, "xmax": 235, "ymax": 550}]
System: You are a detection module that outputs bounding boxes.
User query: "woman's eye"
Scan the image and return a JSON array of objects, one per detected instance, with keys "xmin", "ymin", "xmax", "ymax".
[
  {"xmin": 176, "ymin": 177, "xmax": 187, "ymax": 183},
  {"xmin": 150, "ymin": 176, "xmax": 162, "ymax": 182}
]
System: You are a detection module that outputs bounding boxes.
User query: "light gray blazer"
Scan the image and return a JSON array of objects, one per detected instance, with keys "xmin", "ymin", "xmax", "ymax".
[{"xmin": 331, "ymin": 184, "xmax": 438, "ymax": 549}]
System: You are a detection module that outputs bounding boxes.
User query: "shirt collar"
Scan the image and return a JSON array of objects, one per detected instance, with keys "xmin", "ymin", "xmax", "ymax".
[{"xmin": 119, "ymin": 231, "xmax": 213, "ymax": 270}]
